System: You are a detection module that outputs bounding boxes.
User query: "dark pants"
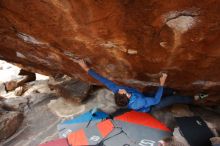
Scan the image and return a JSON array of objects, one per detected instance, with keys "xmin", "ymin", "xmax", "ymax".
[
  {"xmin": 144, "ymin": 87, "xmax": 194, "ymax": 111},
  {"xmin": 153, "ymin": 95, "xmax": 193, "ymax": 110}
]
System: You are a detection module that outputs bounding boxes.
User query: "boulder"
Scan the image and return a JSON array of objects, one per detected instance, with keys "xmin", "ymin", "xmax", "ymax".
[
  {"xmin": 4, "ymin": 93, "xmax": 54, "ymax": 112},
  {"xmin": 23, "ymin": 80, "xmax": 51, "ymax": 96},
  {"xmin": 14, "ymin": 86, "xmax": 25, "ymax": 96},
  {"xmin": 47, "ymin": 88, "xmax": 118, "ymax": 118},
  {"xmin": 3, "ymin": 96, "xmax": 28, "ymax": 111},
  {"xmin": 85, "ymin": 88, "xmax": 119, "ymax": 114},
  {"xmin": 0, "ymin": 83, "xmax": 7, "ymax": 95},
  {"xmin": 49, "ymin": 79, "xmax": 90, "ymax": 104},
  {"xmin": 3, "ymin": 69, "xmax": 36, "ymax": 92},
  {"xmin": 17, "ymin": 69, "xmax": 36, "ymax": 86},
  {"xmin": 171, "ymin": 104, "xmax": 194, "ymax": 117},
  {"xmin": 0, "ymin": 0, "xmax": 220, "ymax": 96},
  {"xmin": 5, "ymin": 81, "xmax": 17, "ymax": 92},
  {"xmin": 0, "ymin": 110, "xmax": 23, "ymax": 141}
]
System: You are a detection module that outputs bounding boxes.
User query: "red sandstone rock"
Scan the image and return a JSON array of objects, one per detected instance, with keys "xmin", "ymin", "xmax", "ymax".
[
  {"xmin": 17, "ymin": 69, "xmax": 36, "ymax": 86},
  {"xmin": 5, "ymin": 81, "xmax": 17, "ymax": 91},
  {"xmin": 14, "ymin": 86, "xmax": 25, "ymax": 96},
  {"xmin": 0, "ymin": 110, "xmax": 23, "ymax": 141},
  {"xmin": 4, "ymin": 69, "xmax": 36, "ymax": 92},
  {"xmin": 49, "ymin": 79, "xmax": 90, "ymax": 104},
  {"xmin": 0, "ymin": 0, "xmax": 220, "ymax": 97}
]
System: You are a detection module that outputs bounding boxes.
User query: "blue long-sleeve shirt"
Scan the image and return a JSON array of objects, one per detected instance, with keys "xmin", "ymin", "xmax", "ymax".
[{"xmin": 88, "ymin": 69, "xmax": 163, "ymax": 112}]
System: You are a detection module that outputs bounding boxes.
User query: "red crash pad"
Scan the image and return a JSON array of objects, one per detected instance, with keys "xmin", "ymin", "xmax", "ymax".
[{"xmin": 38, "ymin": 138, "xmax": 69, "ymax": 146}]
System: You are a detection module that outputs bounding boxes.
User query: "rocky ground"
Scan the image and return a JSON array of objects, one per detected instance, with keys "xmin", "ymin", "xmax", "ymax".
[
  {"xmin": 0, "ymin": 61, "xmax": 220, "ymax": 146},
  {"xmin": 0, "ymin": 61, "xmax": 120, "ymax": 146}
]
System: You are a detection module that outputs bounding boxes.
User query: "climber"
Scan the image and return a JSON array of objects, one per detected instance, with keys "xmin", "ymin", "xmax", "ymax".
[{"xmin": 75, "ymin": 59, "xmax": 202, "ymax": 112}]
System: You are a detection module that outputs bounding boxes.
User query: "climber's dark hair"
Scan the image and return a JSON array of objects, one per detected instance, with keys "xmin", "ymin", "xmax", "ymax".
[{"xmin": 114, "ymin": 93, "xmax": 129, "ymax": 107}]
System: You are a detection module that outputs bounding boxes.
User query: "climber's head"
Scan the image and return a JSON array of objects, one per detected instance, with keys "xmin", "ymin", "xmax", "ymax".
[{"xmin": 114, "ymin": 89, "xmax": 130, "ymax": 107}]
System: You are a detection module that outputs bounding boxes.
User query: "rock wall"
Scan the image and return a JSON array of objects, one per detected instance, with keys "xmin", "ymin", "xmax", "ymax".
[{"xmin": 0, "ymin": 0, "xmax": 220, "ymax": 94}]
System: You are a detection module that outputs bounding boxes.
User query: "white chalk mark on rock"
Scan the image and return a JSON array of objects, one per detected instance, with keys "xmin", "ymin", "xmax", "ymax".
[
  {"xmin": 17, "ymin": 32, "xmax": 48, "ymax": 46},
  {"xmin": 28, "ymin": 55, "xmax": 52, "ymax": 67},
  {"xmin": 163, "ymin": 9, "xmax": 199, "ymax": 67},
  {"xmin": 118, "ymin": 79, "xmax": 160, "ymax": 87},
  {"xmin": 100, "ymin": 41, "xmax": 138, "ymax": 55},
  {"xmin": 192, "ymin": 80, "xmax": 220, "ymax": 88},
  {"xmin": 16, "ymin": 52, "xmax": 26, "ymax": 59},
  {"xmin": 100, "ymin": 41, "xmax": 118, "ymax": 49},
  {"xmin": 166, "ymin": 15, "xmax": 196, "ymax": 34},
  {"xmin": 160, "ymin": 42, "xmax": 168, "ymax": 48},
  {"xmin": 163, "ymin": 9, "xmax": 199, "ymax": 24},
  {"xmin": 127, "ymin": 49, "xmax": 138, "ymax": 55}
]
